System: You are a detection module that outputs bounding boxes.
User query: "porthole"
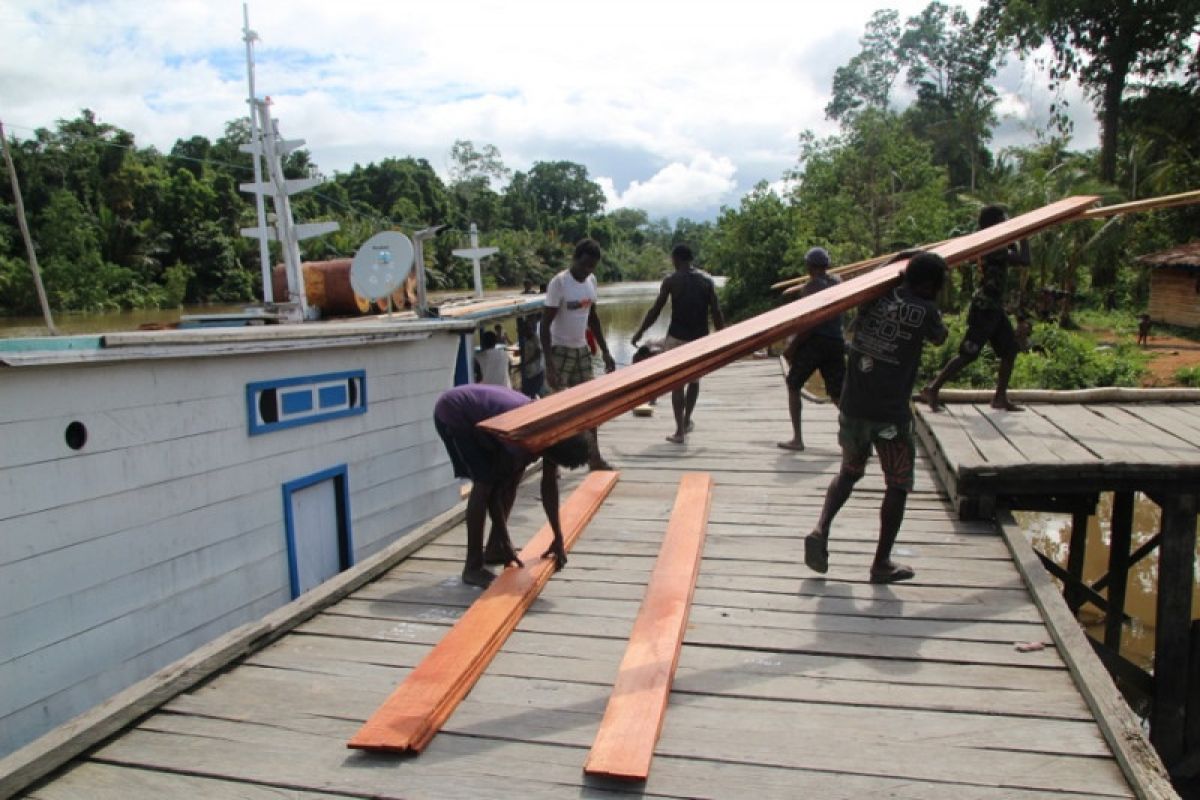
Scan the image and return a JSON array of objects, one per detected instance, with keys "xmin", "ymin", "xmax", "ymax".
[{"xmin": 65, "ymin": 421, "xmax": 87, "ymax": 451}]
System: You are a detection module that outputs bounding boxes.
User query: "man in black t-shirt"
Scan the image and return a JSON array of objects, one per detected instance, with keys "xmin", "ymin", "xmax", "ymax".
[
  {"xmin": 805, "ymin": 252, "xmax": 948, "ymax": 584},
  {"xmin": 631, "ymin": 244, "xmax": 725, "ymax": 443},
  {"xmin": 919, "ymin": 204, "xmax": 1030, "ymax": 412},
  {"xmin": 778, "ymin": 247, "xmax": 846, "ymax": 451}
]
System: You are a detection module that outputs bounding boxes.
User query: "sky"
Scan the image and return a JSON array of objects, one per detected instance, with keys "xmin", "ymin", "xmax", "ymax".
[{"xmin": 0, "ymin": 0, "xmax": 1101, "ymax": 222}]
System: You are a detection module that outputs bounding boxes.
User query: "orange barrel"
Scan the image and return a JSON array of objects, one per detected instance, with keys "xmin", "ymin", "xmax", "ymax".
[{"xmin": 270, "ymin": 260, "xmax": 373, "ymax": 316}]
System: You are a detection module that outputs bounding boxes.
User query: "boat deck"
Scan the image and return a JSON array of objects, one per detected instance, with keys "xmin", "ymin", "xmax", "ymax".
[{"xmin": 24, "ymin": 361, "xmax": 1136, "ymax": 799}]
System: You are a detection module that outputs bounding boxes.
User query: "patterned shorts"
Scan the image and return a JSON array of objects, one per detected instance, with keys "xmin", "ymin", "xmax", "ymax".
[
  {"xmin": 837, "ymin": 413, "xmax": 916, "ymax": 491},
  {"xmin": 549, "ymin": 345, "xmax": 594, "ymax": 389}
]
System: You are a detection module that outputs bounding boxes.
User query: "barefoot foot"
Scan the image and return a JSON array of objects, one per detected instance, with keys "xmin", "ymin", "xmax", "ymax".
[{"xmin": 915, "ymin": 387, "xmax": 943, "ymax": 412}]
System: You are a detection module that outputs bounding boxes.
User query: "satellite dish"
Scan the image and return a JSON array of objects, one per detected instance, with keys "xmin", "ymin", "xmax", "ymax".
[{"xmin": 350, "ymin": 231, "xmax": 414, "ymax": 302}]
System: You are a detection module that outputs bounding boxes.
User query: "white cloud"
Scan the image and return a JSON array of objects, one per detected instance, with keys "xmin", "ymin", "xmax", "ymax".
[
  {"xmin": 768, "ymin": 177, "xmax": 799, "ymax": 199},
  {"xmin": 0, "ymin": 0, "xmax": 1105, "ymax": 221},
  {"xmin": 601, "ymin": 155, "xmax": 737, "ymax": 216}
]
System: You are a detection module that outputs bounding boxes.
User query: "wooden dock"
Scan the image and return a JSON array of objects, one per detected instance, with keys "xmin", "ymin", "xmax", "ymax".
[
  {"xmin": 17, "ymin": 362, "xmax": 1152, "ymax": 798},
  {"xmin": 912, "ymin": 400, "xmax": 1200, "ymax": 518},
  {"xmin": 914, "ymin": 399, "xmax": 1199, "ymax": 778}
]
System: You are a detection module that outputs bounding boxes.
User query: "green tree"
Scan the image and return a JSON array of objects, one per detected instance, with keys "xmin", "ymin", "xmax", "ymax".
[
  {"xmin": 710, "ymin": 182, "xmax": 799, "ymax": 321},
  {"xmin": 504, "ymin": 161, "xmax": 605, "ymax": 242},
  {"xmin": 826, "ymin": 10, "xmax": 903, "ymax": 121},
  {"xmin": 792, "ymin": 110, "xmax": 954, "ymax": 259},
  {"xmin": 448, "ymin": 139, "xmax": 511, "ymax": 187},
  {"xmin": 899, "ymin": 3, "xmax": 1000, "ymax": 191},
  {"xmin": 987, "ymin": 0, "xmax": 1200, "ymax": 182}
]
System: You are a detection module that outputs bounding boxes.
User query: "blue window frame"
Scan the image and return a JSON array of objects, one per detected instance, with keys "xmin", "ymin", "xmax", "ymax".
[
  {"xmin": 281, "ymin": 464, "xmax": 353, "ymax": 599},
  {"xmin": 246, "ymin": 370, "xmax": 366, "ymax": 435}
]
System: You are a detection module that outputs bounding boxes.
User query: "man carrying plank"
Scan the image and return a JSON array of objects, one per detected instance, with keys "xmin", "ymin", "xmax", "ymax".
[
  {"xmin": 434, "ymin": 384, "xmax": 591, "ymax": 587},
  {"xmin": 805, "ymin": 252, "xmax": 949, "ymax": 584},
  {"xmin": 630, "ymin": 244, "xmax": 725, "ymax": 444},
  {"xmin": 778, "ymin": 246, "xmax": 846, "ymax": 451},
  {"xmin": 919, "ymin": 205, "xmax": 1031, "ymax": 412}
]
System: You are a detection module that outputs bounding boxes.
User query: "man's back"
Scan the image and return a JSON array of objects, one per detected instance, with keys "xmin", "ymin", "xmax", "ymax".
[
  {"xmin": 841, "ymin": 286, "xmax": 946, "ymax": 424},
  {"xmin": 475, "ymin": 347, "xmax": 512, "ymax": 388},
  {"xmin": 666, "ymin": 268, "xmax": 715, "ymax": 342},
  {"xmin": 800, "ymin": 272, "xmax": 845, "ymax": 340}
]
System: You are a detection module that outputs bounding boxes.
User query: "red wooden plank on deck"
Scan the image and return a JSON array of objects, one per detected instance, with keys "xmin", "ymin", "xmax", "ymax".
[
  {"xmin": 584, "ymin": 472, "xmax": 714, "ymax": 780},
  {"xmin": 347, "ymin": 470, "xmax": 620, "ymax": 753}
]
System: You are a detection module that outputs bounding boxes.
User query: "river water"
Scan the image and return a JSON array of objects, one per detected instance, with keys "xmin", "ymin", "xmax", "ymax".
[{"xmin": 5, "ymin": 283, "xmax": 1196, "ymax": 676}]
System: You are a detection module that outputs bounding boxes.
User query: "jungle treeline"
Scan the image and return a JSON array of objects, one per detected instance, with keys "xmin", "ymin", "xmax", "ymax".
[{"xmin": 2, "ymin": 1, "xmax": 1198, "ymax": 319}]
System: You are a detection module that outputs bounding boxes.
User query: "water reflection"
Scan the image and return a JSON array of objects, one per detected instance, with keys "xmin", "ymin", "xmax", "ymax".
[{"xmin": 1017, "ymin": 495, "xmax": 1200, "ymax": 672}]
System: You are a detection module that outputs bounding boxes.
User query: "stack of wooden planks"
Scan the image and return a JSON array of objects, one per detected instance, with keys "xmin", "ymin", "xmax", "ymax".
[
  {"xmin": 346, "ymin": 470, "xmax": 619, "ymax": 753},
  {"xmin": 585, "ymin": 473, "xmax": 713, "ymax": 781},
  {"xmin": 773, "ymin": 241, "xmax": 946, "ymax": 295},
  {"xmin": 480, "ymin": 196, "xmax": 1099, "ymax": 451}
]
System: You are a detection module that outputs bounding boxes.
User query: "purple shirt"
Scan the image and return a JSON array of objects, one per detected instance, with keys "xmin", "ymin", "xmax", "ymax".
[{"xmin": 434, "ymin": 384, "xmax": 531, "ymax": 457}]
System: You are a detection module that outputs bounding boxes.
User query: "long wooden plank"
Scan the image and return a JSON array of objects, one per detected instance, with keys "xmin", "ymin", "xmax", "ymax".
[
  {"xmin": 772, "ymin": 252, "xmax": 892, "ymax": 291},
  {"xmin": 778, "ymin": 238, "xmax": 952, "ymax": 295},
  {"xmin": 585, "ymin": 473, "xmax": 708, "ymax": 779},
  {"xmin": 481, "ymin": 197, "xmax": 1099, "ymax": 451},
  {"xmin": 1081, "ymin": 187, "xmax": 1200, "ymax": 219},
  {"xmin": 347, "ymin": 470, "xmax": 619, "ymax": 753}
]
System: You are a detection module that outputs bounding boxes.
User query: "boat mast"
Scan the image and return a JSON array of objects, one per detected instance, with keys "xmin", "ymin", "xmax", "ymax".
[
  {"xmin": 237, "ymin": 6, "xmax": 338, "ymax": 321},
  {"xmin": 241, "ymin": 4, "xmax": 272, "ymax": 303}
]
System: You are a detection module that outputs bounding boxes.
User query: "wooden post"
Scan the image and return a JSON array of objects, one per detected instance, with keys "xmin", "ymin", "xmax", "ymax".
[
  {"xmin": 1066, "ymin": 508, "xmax": 1090, "ymax": 613},
  {"xmin": 1189, "ymin": 620, "xmax": 1200, "ymax": 769},
  {"xmin": 1150, "ymin": 492, "xmax": 1198, "ymax": 768},
  {"xmin": 0, "ymin": 120, "xmax": 58, "ymax": 335},
  {"xmin": 1104, "ymin": 491, "xmax": 1134, "ymax": 651}
]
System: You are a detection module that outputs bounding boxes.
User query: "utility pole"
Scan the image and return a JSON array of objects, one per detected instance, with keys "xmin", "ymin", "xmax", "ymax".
[
  {"xmin": 413, "ymin": 225, "xmax": 445, "ymax": 316},
  {"xmin": 0, "ymin": 120, "xmax": 59, "ymax": 335}
]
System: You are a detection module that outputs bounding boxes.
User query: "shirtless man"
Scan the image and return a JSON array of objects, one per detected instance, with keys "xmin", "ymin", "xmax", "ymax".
[{"xmin": 630, "ymin": 244, "xmax": 725, "ymax": 443}]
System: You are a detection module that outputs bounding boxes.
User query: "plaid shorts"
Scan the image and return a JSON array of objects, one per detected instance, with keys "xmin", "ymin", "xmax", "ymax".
[
  {"xmin": 837, "ymin": 413, "xmax": 916, "ymax": 491},
  {"xmin": 549, "ymin": 345, "xmax": 594, "ymax": 389}
]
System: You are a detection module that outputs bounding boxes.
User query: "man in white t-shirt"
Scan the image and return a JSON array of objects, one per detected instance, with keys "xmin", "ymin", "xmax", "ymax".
[
  {"xmin": 474, "ymin": 329, "xmax": 512, "ymax": 388},
  {"xmin": 541, "ymin": 238, "xmax": 616, "ymax": 470}
]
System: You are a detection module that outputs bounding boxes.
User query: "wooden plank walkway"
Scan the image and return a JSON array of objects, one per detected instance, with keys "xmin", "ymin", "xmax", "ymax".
[
  {"xmin": 24, "ymin": 361, "xmax": 1136, "ymax": 799},
  {"xmin": 914, "ymin": 400, "xmax": 1200, "ymax": 512}
]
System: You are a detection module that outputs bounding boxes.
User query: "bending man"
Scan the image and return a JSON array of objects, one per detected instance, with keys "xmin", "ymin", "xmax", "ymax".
[{"xmin": 434, "ymin": 383, "xmax": 590, "ymax": 588}]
